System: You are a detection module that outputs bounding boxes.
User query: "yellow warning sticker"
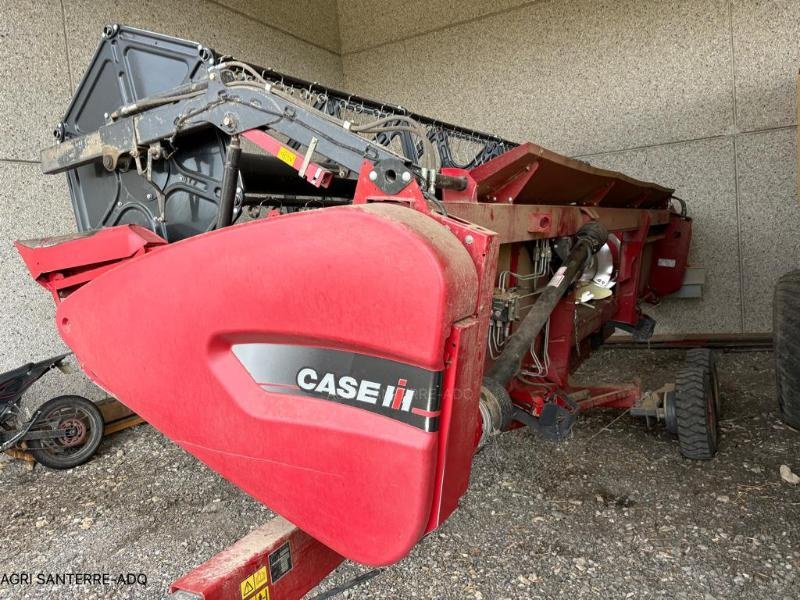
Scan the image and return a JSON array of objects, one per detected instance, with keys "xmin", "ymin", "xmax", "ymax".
[
  {"xmin": 240, "ymin": 576, "xmax": 254, "ymax": 599},
  {"xmin": 253, "ymin": 566, "xmax": 268, "ymax": 589},
  {"xmin": 276, "ymin": 147, "xmax": 296, "ymax": 167},
  {"xmin": 240, "ymin": 565, "xmax": 269, "ymax": 599}
]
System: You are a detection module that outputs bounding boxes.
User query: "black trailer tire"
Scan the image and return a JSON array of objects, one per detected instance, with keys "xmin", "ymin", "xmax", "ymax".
[
  {"xmin": 27, "ymin": 395, "xmax": 104, "ymax": 470},
  {"xmin": 686, "ymin": 348, "xmax": 721, "ymax": 417},
  {"xmin": 774, "ymin": 270, "xmax": 800, "ymax": 429},
  {"xmin": 675, "ymin": 367, "xmax": 718, "ymax": 460}
]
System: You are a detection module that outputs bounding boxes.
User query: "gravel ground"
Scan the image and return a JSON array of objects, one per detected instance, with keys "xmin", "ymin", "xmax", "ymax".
[{"xmin": 1, "ymin": 348, "xmax": 798, "ymax": 599}]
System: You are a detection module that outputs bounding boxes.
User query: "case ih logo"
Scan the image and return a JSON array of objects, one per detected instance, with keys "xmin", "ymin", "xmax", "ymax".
[
  {"xmin": 296, "ymin": 368, "xmax": 415, "ymax": 412},
  {"xmin": 231, "ymin": 343, "xmax": 441, "ymax": 431}
]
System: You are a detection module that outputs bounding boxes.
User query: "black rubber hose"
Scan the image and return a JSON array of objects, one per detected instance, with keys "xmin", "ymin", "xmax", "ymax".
[
  {"xmin": 486, "ymin": 221, "xmax": 608, "ymax": 387},
  {"xmin": 110, "ymin": 81, "xmax": 209, "ymax": 120},
  {"xmin": 217, "ymin": 135, "xmax": 242, "ymax": 229},
  {"xmin": 241, "ymin": 194, "xmax": 351, "ymax": 207}
]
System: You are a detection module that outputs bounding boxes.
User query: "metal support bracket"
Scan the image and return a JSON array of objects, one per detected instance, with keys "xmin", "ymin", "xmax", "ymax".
[
  {"xmin": 241, "ymin": 130, "xmax": 333, "ymax": 189},
  {"xmin": 170, "ymin": 516, "xmax": 343, "ymax": 600}
]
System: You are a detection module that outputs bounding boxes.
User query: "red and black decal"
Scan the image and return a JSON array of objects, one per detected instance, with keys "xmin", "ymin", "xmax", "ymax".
[{"xmin": 233, "ymin": 343, "xmax": 442, "ymax": 432}]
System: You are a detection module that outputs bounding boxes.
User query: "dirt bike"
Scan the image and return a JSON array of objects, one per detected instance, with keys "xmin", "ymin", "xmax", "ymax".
[{"xmin": 0, "ymin": 353, "xmax": 103, "ymax": 469}]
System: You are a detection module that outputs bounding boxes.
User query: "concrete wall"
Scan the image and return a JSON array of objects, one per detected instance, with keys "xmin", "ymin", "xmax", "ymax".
[
  {"xmin": 338, "ymin": 0, "xmax": 800, "ymax": 335},
  {"xmin": 0, "ymin": 0, "xmax": 342, "ymax": 404},
  {"xmin": 2, "ymin": 0, "xmax": 796, "ymax": 408}
]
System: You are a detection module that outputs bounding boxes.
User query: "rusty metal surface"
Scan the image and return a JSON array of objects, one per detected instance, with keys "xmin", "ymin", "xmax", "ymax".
[
  {"xmin": 467, "ymin": 143, "xmax": 674, "ymax": 210},
  {"xmin": 443, "ymin": 202, "xmax": 670, "ymax": 244}
]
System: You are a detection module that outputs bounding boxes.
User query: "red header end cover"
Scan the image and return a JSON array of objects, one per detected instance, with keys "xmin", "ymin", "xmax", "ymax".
[
  {"xmin": 15, "ymin": 225, "xmax": 166, "ymax": 281},
  {"xmin": 647, "ymin": 214, "xmax": 692, "ymax": 298},
  {"xmin": 15, "ymin": 225, "xmax": 167, "ymax": 297},
  {"xmin": 52, "ymin": 204, "xmax": 478, "ymax": 565}
]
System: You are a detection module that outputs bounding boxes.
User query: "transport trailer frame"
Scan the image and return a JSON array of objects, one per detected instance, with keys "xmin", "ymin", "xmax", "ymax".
[
  {"xmin": 17, "ymin": 25, "xmax": 722, "ymax": 599},
  {"xmin": 169, "ymin": 518, "xmax": 343, "ymax": 600}
]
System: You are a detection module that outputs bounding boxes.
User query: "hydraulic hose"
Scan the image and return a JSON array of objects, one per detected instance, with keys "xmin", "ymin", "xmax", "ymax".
[
  {"xmin": 486, "ymin": 221, "xmax": 609, "ymax": 387},
  {"xmin": 109, "ymin": 81, "xmax": 208, "ymax": 120}
]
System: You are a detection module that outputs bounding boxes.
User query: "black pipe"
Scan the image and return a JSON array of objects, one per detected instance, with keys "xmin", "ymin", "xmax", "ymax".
[
  {"xmin": 241, "ymin": 194, "xmax": 351, "ymax": 207},
  {"xmin": 486, "ymin": 221, "xmax": 608, "ymax": 387},
  {"xmin": 435, "ymin": 173, "xmax": 468, "ymax": 191},
  {"xmin": 217, "ymin": 135, "xmax": 241, "ymax": 229}
]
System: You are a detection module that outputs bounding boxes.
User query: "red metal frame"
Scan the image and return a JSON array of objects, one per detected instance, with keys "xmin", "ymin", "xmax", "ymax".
[
  {"xmin": 242, "ymin": 129, "xmax": 334, "ymax": 188},
  {"xmin": 437, "ymin": 146, "xmax": 686, "ymax": 417},
  {"xmin": 15, "ymin": 226, "xmax": 166, "ymax": 301},
  {"xmin": 17, "ymin": 138, "xmax": 692, "ymax": 599},
  {"xmin": 171, "ymin": 516, "xmax": 343, "ymax": 600}
]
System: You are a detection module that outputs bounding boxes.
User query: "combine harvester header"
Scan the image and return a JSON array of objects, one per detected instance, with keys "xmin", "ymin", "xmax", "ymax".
[{"xmin": 15, "ymin": 26, "xmax": 718, "ymax": 599}]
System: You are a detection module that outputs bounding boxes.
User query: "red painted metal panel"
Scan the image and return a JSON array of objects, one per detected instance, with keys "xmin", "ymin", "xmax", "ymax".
[
  {"xmin": 24, "ymin": 204, "xmax": 479, "ymax": 566},
  {"xmin": 424, "ymin": 216, "xmax": 497, "ymax": 530},
  {"xmin": 442, "ymin": 202, "xmax": 670, "ymax": 244},
  {"xmin": 15, "ymin": 225, "xmax": 166, "ymax": 298},
  {"xmin": 241, "ymin": 129, "xmax": 333, "ymax": 188},
  {"xmin": 646, "ymin": 214, "xmax": 693, "ymax": 299},
  {"xmin": 171, "ymin": 516, "xmax": 343, "ymax": 600},
  {"xmin": 614, "ymin": 215, "xmax": 651, "ymax": 325},
  {"xmin": 451, "ymin": 143, "xmax": 673, "ymax": 209}
]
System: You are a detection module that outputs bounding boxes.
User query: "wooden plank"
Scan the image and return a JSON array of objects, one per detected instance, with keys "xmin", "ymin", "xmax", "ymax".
[
  {"xmin": 104, "ymin": 414, "xmax": 145, "ymax": 435},
  {"xmin": 96, "ymin": 396, "xmax": 136, "ymax": 422}
]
